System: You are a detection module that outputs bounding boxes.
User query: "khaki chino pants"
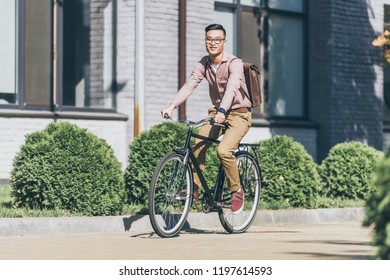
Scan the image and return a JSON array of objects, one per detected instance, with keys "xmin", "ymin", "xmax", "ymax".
[{"xmin": 192, "ymin": 107, "xmax": 252, "ymax": 193}]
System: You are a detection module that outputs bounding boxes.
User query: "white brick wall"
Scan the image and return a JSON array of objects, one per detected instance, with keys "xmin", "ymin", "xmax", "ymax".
[
  {"xmin": 242, "ymin": 126, "xmax": 317, "ymax": 161},
  {"xmin": 116, "ymin": 0, "xmax": 135, "ymax": 143},
  {"xmin": 141, "ymin": 0, "xmax": 215, "ymax": 127},
  {"xmin": 56, "ymin": 119, "xmax": 128, "ymax": 166},
  {"xmin": 143, "ymin": 0, "xmax": 179, "ymax": 129},
  {"xmin": 0, "ymin": 117, "xmax": 127, "ymax": 182},
  {"xmin": 0, "ymin": 118, "xmax": 52, "ymax": 181},
  {"xmin": 184, "ymin": 0, "xmax": 214, "ymax": 122}
]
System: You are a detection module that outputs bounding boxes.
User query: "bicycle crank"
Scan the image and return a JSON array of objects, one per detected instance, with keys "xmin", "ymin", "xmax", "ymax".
[{"xmin": 201, "ymin": 195, "xmax": 215, "ymax": 213}]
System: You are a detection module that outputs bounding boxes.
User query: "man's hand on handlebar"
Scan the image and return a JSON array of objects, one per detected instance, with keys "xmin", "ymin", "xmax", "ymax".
[
  {"xmin": 214, "ymin": 111, "xmax": 226, "ymax": 124},
  {"xmin": 161, "ymin": 105, "xmax": 225, "ymax": 128},
  {"xmin": 161, "ymin": 104, "xmax": 175, "ymax": 119}
]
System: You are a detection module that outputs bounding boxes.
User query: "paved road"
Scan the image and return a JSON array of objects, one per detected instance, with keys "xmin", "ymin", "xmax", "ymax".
[{"xmin": 0, "ymin": 221, "xmax": 375, "ymax": 260}]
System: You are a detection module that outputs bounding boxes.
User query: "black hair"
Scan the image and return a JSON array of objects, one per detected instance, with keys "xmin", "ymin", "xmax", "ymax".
[{"xmin": 205, "ymin": 23, "xmax": 226, "ymax": 37}]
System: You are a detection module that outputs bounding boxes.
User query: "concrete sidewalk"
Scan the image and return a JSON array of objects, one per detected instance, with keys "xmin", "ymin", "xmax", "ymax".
[
  {"xmin": 0, "ymin": 207, "xmax": 365, "ymax": 236},
  {"xmin": 0, "ymin": 208, "xmax": 376, "ymax": 260},
  {"xmin": 0, "ymin": 222, "xmax": 375, "ymax": 260}
]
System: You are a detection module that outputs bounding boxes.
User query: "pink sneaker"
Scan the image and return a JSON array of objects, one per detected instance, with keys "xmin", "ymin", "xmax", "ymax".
[{"xmin": 231, "ymin": 188, "xmax": 245, "ymax": 214}]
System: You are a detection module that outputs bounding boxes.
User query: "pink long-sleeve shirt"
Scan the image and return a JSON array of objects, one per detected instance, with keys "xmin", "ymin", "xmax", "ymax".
[{"xmin": 171, "ymin": 52, "xmax": 252, "ymax": 111}]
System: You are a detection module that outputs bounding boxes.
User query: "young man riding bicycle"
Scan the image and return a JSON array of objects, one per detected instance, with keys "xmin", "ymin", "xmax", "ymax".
[{"xmin": 161, "ymin": 23, "xmax": 252, "ymax": 214}]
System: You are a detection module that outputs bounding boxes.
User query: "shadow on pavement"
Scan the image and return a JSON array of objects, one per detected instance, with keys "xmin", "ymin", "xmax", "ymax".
[
  {"xmin": 288, "ymin": 251, "xmax": 375, "ymax": 260},
  {"xmin": 122, "ymin": 215, "xmax": 145, "ymax": 231},
  {"xmin": 286, "ymin": 239, "xmax": 375, "ymax": 260}
]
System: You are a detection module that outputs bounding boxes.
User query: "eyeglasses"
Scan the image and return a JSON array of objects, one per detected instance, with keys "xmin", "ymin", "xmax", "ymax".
[{"xmin": 205, "ymin": 37, "xmax": 225, "ymax": 45}]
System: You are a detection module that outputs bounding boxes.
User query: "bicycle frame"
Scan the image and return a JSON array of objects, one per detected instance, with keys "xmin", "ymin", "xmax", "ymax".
[
  {"xmin": 175, "ymin": 121, "xmax": 226, "ymax": 211},
  {"xmin": 168, "ymin": 116, "xmax": 260, "ymax": 212},
  {"xmin": 149, "ymin": 116, "xmax": 262, "ymax": 237}
]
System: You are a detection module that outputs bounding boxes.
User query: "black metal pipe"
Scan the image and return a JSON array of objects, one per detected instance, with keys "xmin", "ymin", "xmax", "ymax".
[{"xmin": 178, "ymin": 0, "xmax": 186, "ymax": 120}]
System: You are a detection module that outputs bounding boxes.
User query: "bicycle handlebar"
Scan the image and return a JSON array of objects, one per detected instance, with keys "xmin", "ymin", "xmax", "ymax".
[{"xmin": 163, "ymin": 114, "xmax": 226, "ymax": 129}]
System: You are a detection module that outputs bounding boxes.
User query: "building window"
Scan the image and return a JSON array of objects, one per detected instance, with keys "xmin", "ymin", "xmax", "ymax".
[
  {"xmin": 268, "ymin": 13, "xmax": 304, "ymax": 117},
  {"xmin": 214, "ymin": 0, "xmax": 306, "ymax": 118},
  {"xmin": 0, "ymin": 0, "xmax": 117, "ymax": 112},
  {"xmin": 24, "ymin": 0, "xmax": 52, "ymax": 108},
  {"xmin": 58, "ymin": 0, "xmax": 117, "ymax": 111},
  {"xmin": 0, "ymin": 1, "xmax": 18, "ymax": 105}
]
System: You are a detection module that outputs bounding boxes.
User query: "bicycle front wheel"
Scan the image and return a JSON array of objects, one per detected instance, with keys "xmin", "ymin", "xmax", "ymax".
[
  {"xmin": 149, "ymin": 151, "xmax": 193, "ymax": 238},
  {"xmin": 218, "ymin": 152, "xmax": 261, "ymax": 233}
]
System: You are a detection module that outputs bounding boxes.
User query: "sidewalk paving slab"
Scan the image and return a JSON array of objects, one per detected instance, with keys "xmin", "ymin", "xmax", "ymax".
[{"xmin": 0, "ymin": 207, "xmax": 365, "ymax": 236}]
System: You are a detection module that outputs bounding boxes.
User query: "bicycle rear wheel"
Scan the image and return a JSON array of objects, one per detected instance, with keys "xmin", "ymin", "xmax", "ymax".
[
  {"xmin": 218, "ymin": 152, "xmax": 261, "ymax": 233},
  {"xmin": 149, "ymin": 151, "xmax": 193, "ymax": 238}
]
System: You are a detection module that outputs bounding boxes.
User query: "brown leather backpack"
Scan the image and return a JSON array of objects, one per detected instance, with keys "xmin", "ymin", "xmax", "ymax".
[{"xmin": 243, "ymin": 62, "xmax": 262, "ymax": 108}]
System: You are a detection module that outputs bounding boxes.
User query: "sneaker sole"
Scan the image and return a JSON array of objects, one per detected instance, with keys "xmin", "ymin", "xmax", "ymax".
[
  {"xmin": 231, "ymin": 194, "xmax": 245, "ymax": 214},
  {"xmin": 231, "ymin": 204, "xmax": 244, "ymax": 215}
]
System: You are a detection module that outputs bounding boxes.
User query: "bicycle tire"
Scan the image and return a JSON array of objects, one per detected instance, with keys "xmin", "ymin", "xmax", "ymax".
[
  {"xmin": 218, "ymin": 152, "xmax": 261, "ymax": 233},
  {"xmin": 148, "ymin": 151, "xmax": 193, "ymax": 238}
]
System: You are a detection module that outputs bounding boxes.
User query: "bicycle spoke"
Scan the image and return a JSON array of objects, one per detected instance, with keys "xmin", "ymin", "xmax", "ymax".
[
  {"xmin": 149, "ymin": 152, "xmax": 193, "ymax": 238},
  {"xmin": 218, "ymin": 152, "xmax": 261, "ymax": 233}
]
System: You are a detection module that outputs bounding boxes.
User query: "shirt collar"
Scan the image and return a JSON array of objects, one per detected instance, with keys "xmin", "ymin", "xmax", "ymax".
[{"xmin": 207, "ymin": 51, "xmax": 229, "ymax": 66}]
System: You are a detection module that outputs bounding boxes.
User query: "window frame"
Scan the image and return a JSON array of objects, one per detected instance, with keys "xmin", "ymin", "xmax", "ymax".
[
  {"xmin": 0, "ymin": 0, "xmax": 118, "ymax": 114},
  {"xmin": 0, "ymin": 0, "xmax": 23, "ymax": 110},
  {"xmin": 214, "ymin": 0, "xmax": 308, "ymax": 120},
  {"xmin": 54, "ymin": 0, "xmax": 118, "ymax": 113}
]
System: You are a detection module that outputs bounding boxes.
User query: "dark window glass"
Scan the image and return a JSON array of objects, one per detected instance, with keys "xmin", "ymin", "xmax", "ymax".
[
  {"xmin": 240, "ymin": 9, "xmax": 263, "ymax": 115},
  {"xmin": 24, "ymin": 0, "xmax": 52, "ymax": 107},
  {"xmin": 268, "ymin": 14, "xmax": 304, "ymax": 117},
  {"xmin": 61, "ymin": 0, "xmax": 116, "ymax": 110}
]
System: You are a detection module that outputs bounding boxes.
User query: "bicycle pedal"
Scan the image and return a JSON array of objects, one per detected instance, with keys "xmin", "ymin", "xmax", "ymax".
[
  {"xmin": 202, "ymin": 203, "xmax": 211, "ymax": 213},
  {"xmin": 216, "ymin": 201, "xmax": 225, "ymax": 207}
]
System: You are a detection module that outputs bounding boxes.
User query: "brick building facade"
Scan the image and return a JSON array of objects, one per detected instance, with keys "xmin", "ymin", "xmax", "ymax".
[{"xmin": 0, "ymin": 0, "xmax": 389, "ymax": 183}]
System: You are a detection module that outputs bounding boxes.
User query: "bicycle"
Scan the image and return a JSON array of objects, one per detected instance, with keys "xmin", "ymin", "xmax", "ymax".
[{"xmin": 148, "ymin": 116, "xmax": 262, "ymax": 238}]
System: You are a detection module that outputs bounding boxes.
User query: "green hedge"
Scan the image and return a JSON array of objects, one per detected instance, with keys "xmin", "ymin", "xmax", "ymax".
[
  {"xmin": 124, "ymin": 122, "xmax": 188, "ymax": 204},
  {"xmin": 318, "ymin": 141, "xmax": 384, "ymax": 200},
  {"xmin": 364, "ymin": 145, "xmax": 390, "ymax": 259},
  {"xmin": 10, "ymin": 122, "xmax": 125, "ymax": 216},
  {"xmin": 125, "ymin": 122, "xmax": 384, "ymax": 212},
  {"xmin": 255, "ymin": 135, "xmax": 321, "ymax": 209}
]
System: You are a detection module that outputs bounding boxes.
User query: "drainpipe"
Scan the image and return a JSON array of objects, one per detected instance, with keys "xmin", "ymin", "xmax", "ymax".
[
  {"xmin": 178, "ymin": 0, "xmax": 186, "ymax": 120},
  {"xmin": 134, "ymin": 0, "xmax": 145, "ymax": 136}
]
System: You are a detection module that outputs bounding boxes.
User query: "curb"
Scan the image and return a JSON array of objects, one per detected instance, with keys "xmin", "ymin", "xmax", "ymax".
[{"xmin": 0, "ymin": 207, "xmax": 365, "ymax": 236}]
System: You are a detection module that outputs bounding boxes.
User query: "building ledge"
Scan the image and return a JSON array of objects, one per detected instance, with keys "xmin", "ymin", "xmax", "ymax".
[
  {"xmin": 252, "ymin": 117, "xmax": 319, "ymax": 129},
  {"xmin": 0, "ymin": 109, "xmax": 128, "ymax": 121}
]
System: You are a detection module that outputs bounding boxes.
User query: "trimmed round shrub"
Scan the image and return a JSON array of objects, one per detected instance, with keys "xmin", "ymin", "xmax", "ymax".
[
  {"xmin": 255, "ymin": 135, "xmax": 321, "ymax": 209},
  {"xmin": 318, "ymin": 141, "xmax": 384, "ymax": 200},
  {"xmin": 124, "ymin": 122, "xmax": 188, "ymax": 204},
  {"xmin": 364, "ymin": 145, "xmax": 390, "ymax": 259},
  {"xmin": 10, "ymin": 122, "xmax": 125, "ymax": 216}
]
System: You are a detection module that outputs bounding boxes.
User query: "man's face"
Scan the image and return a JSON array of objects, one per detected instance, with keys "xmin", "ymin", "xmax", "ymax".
[{"xmin": 205, "ymin": 30, "xmax": 226, "ymax": 57}]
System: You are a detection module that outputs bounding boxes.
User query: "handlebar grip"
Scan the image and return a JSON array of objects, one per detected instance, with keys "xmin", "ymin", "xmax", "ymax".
[
  {"xmin": 209, "ymin": 118, "xmax": 226, "ymax": 128},
  {"xmin": 163, "ymin": 113, "xmax": 170, "ymax": 119}
]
